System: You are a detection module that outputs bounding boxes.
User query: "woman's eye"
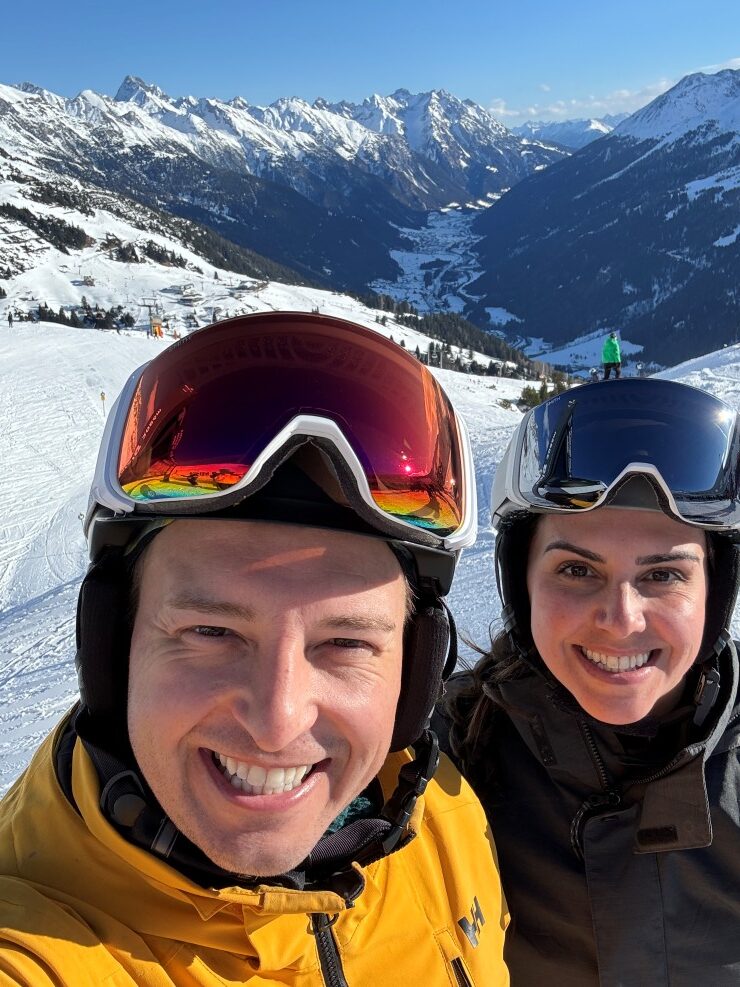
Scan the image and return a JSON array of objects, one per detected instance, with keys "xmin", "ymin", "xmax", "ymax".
[{"xmin": 558, "ymin": 562, "xmax": 590, "ymax": 578}]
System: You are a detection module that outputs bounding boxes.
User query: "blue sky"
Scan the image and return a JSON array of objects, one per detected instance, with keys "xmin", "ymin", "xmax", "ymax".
[{"xmin": 3, "ymin": 0, "xmax": 739, "ymax": 122}]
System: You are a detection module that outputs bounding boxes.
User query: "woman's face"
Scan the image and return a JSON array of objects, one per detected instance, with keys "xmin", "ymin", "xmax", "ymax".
[{"xmin": 527, "ymin": 509, "xmax": 708, "ymax": 725}]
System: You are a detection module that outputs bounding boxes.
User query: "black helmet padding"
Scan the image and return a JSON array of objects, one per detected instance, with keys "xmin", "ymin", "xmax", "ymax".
[
  {"xmin": 75, "ymin": 555, "xmax": 132, "ymax": 756},
  {"xmin": 392, "ymin": 601, "xmax": 453, "ymax": 751}
]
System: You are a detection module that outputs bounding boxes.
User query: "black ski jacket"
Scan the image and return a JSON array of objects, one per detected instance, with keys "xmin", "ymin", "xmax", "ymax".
[{"xmin": 437, "ymin": 642, "xmax": 740, "ymax": 986}]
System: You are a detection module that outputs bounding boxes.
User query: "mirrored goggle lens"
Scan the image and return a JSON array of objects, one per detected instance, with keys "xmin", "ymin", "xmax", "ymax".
[
  {"xmin": 519, "ymin": 379, "xmax": 738, "ymax": 511},
  {"xmin": 116, "ymin": 314, "xmax": 465, "ymax": 535}
]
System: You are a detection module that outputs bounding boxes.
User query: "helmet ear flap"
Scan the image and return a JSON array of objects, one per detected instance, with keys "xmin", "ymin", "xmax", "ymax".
[
  {"xmin": 495, "ymin": 513, "xmax": 539, "ymax": 658},
  {"xmin": 390, "ymin": 602, "xmax": 452, "ymax": 752},
  {"xmin": 698, "ymin": 535, "xmax": 740, "ymax": 663},
  {"xmin": 75, "ymin": 558, "xmax": 131, "ymax": 746}
]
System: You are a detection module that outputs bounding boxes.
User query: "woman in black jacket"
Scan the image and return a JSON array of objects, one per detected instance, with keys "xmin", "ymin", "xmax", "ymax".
[{"xmin": 441, "ymin": 378, "xmax": 740, "ymax": 987}]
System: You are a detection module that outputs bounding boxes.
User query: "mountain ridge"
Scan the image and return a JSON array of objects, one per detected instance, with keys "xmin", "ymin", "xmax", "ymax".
[{"xmin": 469, "ymin": 68, "xmax": 740, "ymax": 363}]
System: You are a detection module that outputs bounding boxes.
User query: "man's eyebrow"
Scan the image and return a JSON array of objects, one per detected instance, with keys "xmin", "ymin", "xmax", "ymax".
[
  {"xmin": 165, "ymin": 595, "xmax": 257, "ymax": 621},
  {"xmin": 543, "ymin": 540, "xmax": 604, "ymax": 562},
  {"xmin": 318, "ymin": 615, "xmax": 398, "ymax": 634},
  {"xmin": 635, "ymin": 552, "xmax": 702, "ymax": 565}
]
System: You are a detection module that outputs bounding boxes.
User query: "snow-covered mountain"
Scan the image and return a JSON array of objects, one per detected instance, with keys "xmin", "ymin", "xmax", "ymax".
[
  {"xmin": 469, "ymin": 69, "xmax": 740, "ymax": 363},
  {"xmin": 0, "ymin": 77, "xmax": 566, "ymax": 294},
  {"xmin": 324, "ymin": 88, "xmax": 565, "ymax": 199},
  {"xmin": 513, "ymin": 113, "xmax": 628, "ymax": 149}
]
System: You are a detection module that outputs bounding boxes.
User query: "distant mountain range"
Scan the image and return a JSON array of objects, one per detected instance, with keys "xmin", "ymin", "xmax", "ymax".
[
  {"xmin": 0, "ymin": 78, "xmax": 564, "ymax": 292},
  {"xmin": 470, "ymin": 70, "xmax": 740, "ymax": 363},
  {"xmin": 1, "ymin": 70, "xmax": 739, "ymax": 364},
  {"xmin": 512, "ymin": 114, "xmax": 629, "ymax": 149}
]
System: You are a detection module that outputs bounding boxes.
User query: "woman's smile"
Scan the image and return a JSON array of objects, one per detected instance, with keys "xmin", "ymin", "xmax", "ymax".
[{"xmin": 579, "ymin": 646, "xmax": 654, "ymax": 672}]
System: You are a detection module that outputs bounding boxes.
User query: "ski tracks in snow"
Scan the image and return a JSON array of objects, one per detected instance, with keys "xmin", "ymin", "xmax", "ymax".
[{"xmin": 0, "ymin": 325, "xmax": 158, "ymax": 791}]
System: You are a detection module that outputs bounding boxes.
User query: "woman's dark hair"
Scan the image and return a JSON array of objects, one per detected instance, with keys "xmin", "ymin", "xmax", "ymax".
[
  {"xmin": 445, "ymin": 511, "xmax": 541, "ymax": 772},
  {"xmin": 444, "ymin": 630, "xmax": 528, "ymax": 775}
]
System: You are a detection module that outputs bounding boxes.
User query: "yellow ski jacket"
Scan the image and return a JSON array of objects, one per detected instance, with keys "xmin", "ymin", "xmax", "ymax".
[{"xmin": 0, "ymin": 718, "xmax": 508, "ymax": 986}]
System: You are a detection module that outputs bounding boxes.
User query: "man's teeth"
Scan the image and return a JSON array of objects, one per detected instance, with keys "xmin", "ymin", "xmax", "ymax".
[
  {"xmin": 581, "ymin": 648, "xmax": 652, "ymax": 672},
  {"xmin": 213, "ymin": 753, "xmax": 312, "ymax": 795}
]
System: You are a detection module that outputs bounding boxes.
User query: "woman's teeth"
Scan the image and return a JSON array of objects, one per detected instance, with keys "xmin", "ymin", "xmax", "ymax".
[
  {"xmin": 581, "ymin": 648, "xmax": 652, "ymax": 672},
  {"xmin": 213, "ymin": 753, "xmax": 312, "ymax": 795}
]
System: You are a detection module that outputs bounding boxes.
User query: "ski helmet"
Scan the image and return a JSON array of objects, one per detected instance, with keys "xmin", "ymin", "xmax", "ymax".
[
  {"xmin": 77, "ymin": 311, "xmax": 477, "ymax": 753},
  {"xmin": 491, "ymin": 377, "xmax": 740, "ymax": 668}
]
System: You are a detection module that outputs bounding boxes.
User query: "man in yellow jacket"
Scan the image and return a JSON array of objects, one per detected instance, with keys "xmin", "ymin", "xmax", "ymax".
[{"xmin": 0, "ymin": 312, "xmax": 508, "ymax": 985}]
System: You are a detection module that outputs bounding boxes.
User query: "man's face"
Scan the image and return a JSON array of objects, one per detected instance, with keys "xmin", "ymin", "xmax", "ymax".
[{"xmin": 127, "ymin": 519, "xmax": 407, "ymax": 876}]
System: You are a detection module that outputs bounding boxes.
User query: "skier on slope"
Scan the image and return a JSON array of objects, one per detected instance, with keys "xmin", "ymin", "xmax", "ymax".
[
  {"xmin": 0, "ymin": 312, "xmax": 509, "ymax": 985},
  {"xmin": 601, "ymin": 330, "xmax": 622, "ymax": 379}
]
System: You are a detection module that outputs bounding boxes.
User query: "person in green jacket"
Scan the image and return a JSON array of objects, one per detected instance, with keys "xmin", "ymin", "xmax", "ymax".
[{"xmin": 602, "ymin": 330, "xmax": 622, "ymax": 378}]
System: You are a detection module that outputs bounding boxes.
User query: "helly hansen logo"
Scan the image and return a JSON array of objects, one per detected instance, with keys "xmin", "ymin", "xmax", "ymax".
[{"xmin": 458, "ymin": 896, "xmax": 485, "ymax": 948}]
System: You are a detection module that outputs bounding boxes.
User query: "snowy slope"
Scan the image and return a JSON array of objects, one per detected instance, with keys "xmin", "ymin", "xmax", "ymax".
[
  {"xmin": 0, "ymin": 151, "xmax": 511, "ymax": 370},
  {"xmin": 616, "ymin": 70, "xmax": 740, "ymax": 144},
  {"xmin": 658, "ymin": 340, "xmax": 740, "ymax": 402}
]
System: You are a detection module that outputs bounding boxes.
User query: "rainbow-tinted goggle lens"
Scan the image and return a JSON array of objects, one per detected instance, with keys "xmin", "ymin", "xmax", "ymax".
[{"xmin": 105, "ymin": 312, "xmax": 472, "ymax": 540}]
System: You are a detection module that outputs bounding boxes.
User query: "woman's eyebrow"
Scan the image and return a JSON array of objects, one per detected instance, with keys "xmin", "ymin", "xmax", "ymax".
[
  {"xmin": 543, "ymin": 541, "xmax": 604, "ymax": 562},
  {"xmin": 635, "ymin": 551, "xmax": 701, "ymax": 565}
]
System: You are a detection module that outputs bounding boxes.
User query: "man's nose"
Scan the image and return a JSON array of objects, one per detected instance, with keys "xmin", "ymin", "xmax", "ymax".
[
  {"xmin": 232, "ymin": 630, "xmax": 319, "ymax": 752},
  {"xmin": 593, "ymin": 581, "xmax": 647, "ymax": 638}
]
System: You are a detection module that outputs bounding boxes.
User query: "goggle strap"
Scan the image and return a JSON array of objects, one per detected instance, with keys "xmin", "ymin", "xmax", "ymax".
[{"xmin": 441, "ymin": 601, "xmax": 458, "ymax": 680}]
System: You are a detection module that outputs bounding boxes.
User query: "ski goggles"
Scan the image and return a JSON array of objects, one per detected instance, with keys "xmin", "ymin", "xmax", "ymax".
[
  {"xmin": 498, "ymin": 378, "xmax": 740, "ymax": 529},
  {"xmin": 87, "ymin": 311, "xmax": 476, "ymax": 551}
]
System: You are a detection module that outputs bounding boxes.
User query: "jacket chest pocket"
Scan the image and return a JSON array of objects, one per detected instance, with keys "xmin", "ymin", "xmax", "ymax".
[{"xmin": 450, "ymin": 956, "xmax": 474, "ymax": 986}]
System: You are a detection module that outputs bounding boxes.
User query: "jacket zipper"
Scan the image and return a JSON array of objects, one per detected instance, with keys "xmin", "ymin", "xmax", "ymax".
[
  {"xmin": 578, "ymin": 718, "xmax": 612, "ymax": 791},
  {"xmin": 311, "ymin": 913, "xmax": 349, "ymax": 987},
  {"xmin": 451, "ymin": 956, "xmax": 473, "ymax": 986},
  {"xmin": 571, "ymin": 719, "xmax": 622, "ymax": 859}
]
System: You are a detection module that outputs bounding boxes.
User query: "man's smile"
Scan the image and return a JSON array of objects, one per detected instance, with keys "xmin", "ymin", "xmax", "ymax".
[{"xmin": 211, "ymin": 750, "xmax": 315, "ymax": 795}]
